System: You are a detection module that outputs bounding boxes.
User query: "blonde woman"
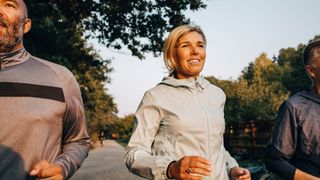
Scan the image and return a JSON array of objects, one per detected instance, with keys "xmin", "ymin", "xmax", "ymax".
[{"xmin": 125, "ymin": 25, "xmax": 251, "ymax": 180}]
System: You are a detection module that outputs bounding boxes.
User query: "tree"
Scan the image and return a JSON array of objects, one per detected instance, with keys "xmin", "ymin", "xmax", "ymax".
[
  {"xmin": 274, "ymin": 35, "xmax": 320, "ymax": 94},
  {"xmin": 208, "ymin": 53, "xmax": 289, "ymax": 124},
  {"xmin": 85, "ymin": 0, "xmax": 207, "ymax": 59},
  {"xmin": 104, "ymin": 114, "xmax": 135, "ymax": 144},
  {"xmin": 275, "ymin": 45, "xmax": 309, "ymax": 94},
  {"xmin": 238, "ymin": 53, "xmax": 289, "ymax": 123},
  {"xmin": 25, "ymin": 0, "xmax": 208, "ymax": 59}
]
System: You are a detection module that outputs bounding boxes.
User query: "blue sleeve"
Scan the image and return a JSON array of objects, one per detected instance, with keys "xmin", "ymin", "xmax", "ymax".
[
  {"xmin": 264, "ymin": 101, "xmax": 298, "ymax": 179},
  {"xmin": 265, "ymin": 146, "xmax": 296, "ymax": 179}
]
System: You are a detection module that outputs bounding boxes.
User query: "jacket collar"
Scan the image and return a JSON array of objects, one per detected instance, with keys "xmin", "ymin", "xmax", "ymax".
[
  {"xmin": 159, "ymin": 75, "xmax": 210, "ymax": 90},
  {"xmin": 299, "ymin": 89, "xmax": 320, "ymax": 104},
  {"xmin": 0, "ymin": 48, "xmax": 30, "ymax": 70}
]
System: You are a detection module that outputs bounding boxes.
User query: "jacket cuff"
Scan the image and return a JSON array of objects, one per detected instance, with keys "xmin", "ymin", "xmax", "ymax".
[
  {"xmin": 53, "ymin": 160, "xmax": 68, "ymax": 179},
  {"xmin": 227, "ymin": 162, "xmax": 239, "ymax": 178},
  {"xmin": 166, "ymin": 161, "xmax": 177, "ymax": 179},
  {"xmin": 157, "ymin": 158, "xmax": 174, "ymax": 180}
]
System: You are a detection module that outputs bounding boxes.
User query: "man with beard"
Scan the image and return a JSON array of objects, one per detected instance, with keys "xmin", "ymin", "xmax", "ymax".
[{"xmin": 0, "ymin": 0, "xmax": 90, "ymax": 179}]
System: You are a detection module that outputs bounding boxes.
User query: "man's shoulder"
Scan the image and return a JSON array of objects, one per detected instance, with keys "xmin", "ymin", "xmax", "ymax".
[
  {"xmin": 283, "ymin": 90, "xmax": 316, "ymax": 112},
  {"xmin": 30, "ymin": 56, "xmax": 68, "ymax": 70},
  {"xmin": 30, "ymin": 55, "xmax": 74, "ymax": 78},
  {"xmin": 288, "ymin": 90, "xmax": 316, "ymax": 104}
]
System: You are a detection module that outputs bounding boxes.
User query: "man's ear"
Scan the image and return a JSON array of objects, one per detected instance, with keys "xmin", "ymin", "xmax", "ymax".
[
  {"xmin": 23, "ymin": 18, "xmax": 32, "ymax": 34},
  {"xmin": 306, "ymin": 65, "xmax": 316, "ymax": 78}
]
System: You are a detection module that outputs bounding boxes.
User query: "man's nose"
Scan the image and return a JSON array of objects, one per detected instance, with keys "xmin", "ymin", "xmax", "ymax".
[{"xmin": 0, "ymin": 7, "xmax": 4, "ymax": 17}]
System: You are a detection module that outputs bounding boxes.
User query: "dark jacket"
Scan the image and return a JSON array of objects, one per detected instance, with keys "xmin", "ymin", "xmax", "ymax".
[{"xmin": 265, "ymin": 89, "xmax": 320, "ymax": 179}]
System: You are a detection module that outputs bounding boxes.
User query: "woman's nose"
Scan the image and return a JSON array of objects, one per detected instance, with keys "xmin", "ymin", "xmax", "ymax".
[{"xmin": 190, "ymin": 45, "xmax": 199, "ymax": 54}]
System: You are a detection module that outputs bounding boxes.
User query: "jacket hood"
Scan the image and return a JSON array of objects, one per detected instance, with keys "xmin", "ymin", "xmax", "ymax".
[
  {"xmin": 299, "ymin": 89, "xmax": 320, "ymax": 104},
  {"xmin": 0, "ymin": 48, "xmax": 30, "ymax": 70},
  {"xmin": 159, "ymin": 76, "xmax": 210, "ymax": 90}
]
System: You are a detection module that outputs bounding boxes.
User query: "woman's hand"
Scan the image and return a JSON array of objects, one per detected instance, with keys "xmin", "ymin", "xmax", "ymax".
[
  {"xmin": 168, "ymin": 156, "xmax": 211, "ymax": 180},
  {"xmin": 230, "ymin": 167, "xmax": 251, "ymax": 180}
]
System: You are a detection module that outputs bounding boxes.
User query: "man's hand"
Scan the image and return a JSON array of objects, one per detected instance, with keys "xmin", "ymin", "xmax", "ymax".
[
  {"xmin": 230, "ymin": 167, "xmax": 251, "ymax": 180},
  {"xmin": 29, "ymin": 160, "xmax": 63, "ymax": 180},
  {"xmin": 167, "ymin": 156, "xmax": 211, "ymax": 180}
]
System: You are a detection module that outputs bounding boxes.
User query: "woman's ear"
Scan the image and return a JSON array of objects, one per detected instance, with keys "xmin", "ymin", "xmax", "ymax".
[{"xmin": 23, "ymin": 18, "xmax": 32, "ymax": 34}]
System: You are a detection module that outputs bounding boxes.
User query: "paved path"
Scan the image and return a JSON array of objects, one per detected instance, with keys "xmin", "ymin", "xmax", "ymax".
[{"xmin": 71, "ymin": 140, "xmax": 144, "ymax": 180}]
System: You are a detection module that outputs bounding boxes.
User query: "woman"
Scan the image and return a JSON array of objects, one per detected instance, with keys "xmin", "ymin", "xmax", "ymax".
[{"xmin": 125, "ymin": 25, "xmax": 251, "ymax": 180}]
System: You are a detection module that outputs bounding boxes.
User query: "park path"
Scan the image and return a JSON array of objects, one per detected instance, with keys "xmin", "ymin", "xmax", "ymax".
[{"xmin": 71, "ymin": 140, "xmax": 144, "ymax": 180}]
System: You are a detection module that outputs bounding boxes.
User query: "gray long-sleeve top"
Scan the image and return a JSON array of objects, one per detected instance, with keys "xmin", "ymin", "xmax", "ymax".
[
  {"xmin": 125, "ymin": 76, "xmax": 238, "ymax": 180},
  {"xmin": 0, "ymin": 48, "xmax": 90, "ymax": 179}
]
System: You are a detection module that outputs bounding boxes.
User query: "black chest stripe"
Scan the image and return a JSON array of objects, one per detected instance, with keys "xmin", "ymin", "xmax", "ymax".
[{"xmin": 0, "ymin": 82, "xmax": 65, "ymax": 102}]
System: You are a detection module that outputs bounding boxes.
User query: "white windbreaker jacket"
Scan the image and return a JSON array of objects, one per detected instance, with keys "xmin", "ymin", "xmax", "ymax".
[{"xmin": 125, "ymin": 76, "xmax": 238, "ymax": 180}]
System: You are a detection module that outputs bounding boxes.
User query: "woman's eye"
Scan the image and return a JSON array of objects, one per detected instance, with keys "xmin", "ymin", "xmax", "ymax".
[{"xmin": 6, "ymin": 4, "xmax": 15, "ymax": 8}]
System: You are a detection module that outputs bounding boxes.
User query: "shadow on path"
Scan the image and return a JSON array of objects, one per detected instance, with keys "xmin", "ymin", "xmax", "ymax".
[{"xmin": 71, "ymin": 140, "xmax": 144, "ymax": 180}]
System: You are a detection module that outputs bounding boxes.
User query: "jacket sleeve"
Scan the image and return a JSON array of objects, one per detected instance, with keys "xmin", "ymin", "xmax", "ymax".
[
  {"xmin": 219, "ymin": 89, "xmax": 239, "ymax": 175},
  {"xmin": 53, "ymin": 73, "xmax": 90, "ymax": 179},
  {"xmin": 264, "ymin": 101, "xmax": 297, "ymax": 180},
  {"xmin": 223, "ymin": 147, "xmax": 239, "ymax": 176},
  {"xmin": 125, "ymin": 91, "xmax": 174, "ymax": 180}
]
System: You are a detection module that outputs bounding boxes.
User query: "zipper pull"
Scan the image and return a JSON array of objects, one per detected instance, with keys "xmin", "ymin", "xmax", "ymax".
[{"xmin": 196, "ymin": 82, "xmax": 204, "ymax": 90}]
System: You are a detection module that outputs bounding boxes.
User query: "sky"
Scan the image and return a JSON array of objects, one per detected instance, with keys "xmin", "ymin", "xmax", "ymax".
[{"xmin": 91, "ymin": 0, "xmax": 320, "ymax": 117}]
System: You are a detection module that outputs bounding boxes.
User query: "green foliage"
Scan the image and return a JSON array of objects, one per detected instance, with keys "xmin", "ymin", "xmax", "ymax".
[
  {"xmin": 85, "ymin": 0, "xmax": 207, "ymax": 59},
  {"xmin": 207, "ymin": 53, "xmax": 289, "ymax": 124},
  {"xmin": 207, "ymin": 35, "xmax": 320, "ymax": 125},
  {"xmin": 274, "ymin": 35, "xmax": 320, "ymax": 94},
  {"xmin": 105, "ymin": 114, "xmax": 135, "ymax": 144},
  {"xmin": 90, "ymin": 132, "xmax": 99, "ymax": 144},
  {"xmin": 274, "ymin": 45, "xmax": 310, "ymax": 94},
  {"xmin": 25, "ymin": 0, "xmax": 208, "ymax": 59},
  {"xmin": 240, "ymin": 53, "xmax": 289, "ymax": 122}
]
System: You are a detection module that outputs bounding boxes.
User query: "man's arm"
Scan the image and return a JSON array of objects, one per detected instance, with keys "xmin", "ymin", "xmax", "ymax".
[
  {"xmin": 294, "ymin": 169, "xmax": 320, "ymax": 180},
  {"xmin": 53, "ymin": 71, "xmax": 90, "ymax": 179},
  {"xmin": 29, "ymin": 71, "xmax": 89, "ymax": 179},
  {"xmin": 264, "ymin": 101, "xmax": 298, "ymax": 179},
  {"xmin": 265, "ymin": 146, "xmax": 296, "ymax": 179}
]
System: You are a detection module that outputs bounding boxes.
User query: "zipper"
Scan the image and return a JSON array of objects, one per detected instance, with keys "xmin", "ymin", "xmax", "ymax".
[{"xmin": 195, "ymin": 82, "xmax": 211, "ymax": 179}]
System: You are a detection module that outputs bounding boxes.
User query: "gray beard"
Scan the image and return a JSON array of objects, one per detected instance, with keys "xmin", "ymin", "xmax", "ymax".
[{"xmin": 0, "ymin": 20, "xmax": 24, "ymax": 53}]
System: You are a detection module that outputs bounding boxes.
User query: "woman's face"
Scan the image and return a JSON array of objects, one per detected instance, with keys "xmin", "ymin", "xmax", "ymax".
[{"xmin": 174, "ymin": 31, "xmax": 206, "ymax": 79}]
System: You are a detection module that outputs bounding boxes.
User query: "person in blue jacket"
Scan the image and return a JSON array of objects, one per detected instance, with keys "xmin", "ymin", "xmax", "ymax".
[{"xmin": 265, "ymin": 39, "xmax": 320, "ymax": 179}]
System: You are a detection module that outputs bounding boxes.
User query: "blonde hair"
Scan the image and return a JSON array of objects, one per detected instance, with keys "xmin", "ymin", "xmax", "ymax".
[{"xmin": 163, "ymin": 25, "xmax": 206, "ymax": 74}]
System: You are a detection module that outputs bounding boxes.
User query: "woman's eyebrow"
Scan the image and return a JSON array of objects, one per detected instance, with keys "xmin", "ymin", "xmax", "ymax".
[{"xmin": 5, "ymin": 0, "xmax": 19, "ymax": 6}]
